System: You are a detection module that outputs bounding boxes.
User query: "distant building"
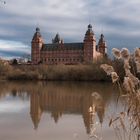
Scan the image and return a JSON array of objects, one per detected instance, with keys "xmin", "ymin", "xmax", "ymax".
[{"xmin": 31, "ymin": 24, "xmax": 107, "ymax": 65}]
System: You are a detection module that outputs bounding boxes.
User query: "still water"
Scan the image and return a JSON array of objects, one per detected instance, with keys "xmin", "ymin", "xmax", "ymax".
[{"xmin": 0, "ymin": 81, "xmax": 121, "ymax": 140}]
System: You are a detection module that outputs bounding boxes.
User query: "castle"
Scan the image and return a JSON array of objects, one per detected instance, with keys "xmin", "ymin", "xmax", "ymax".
[{"xmin": 31, "ymin": 24, "xmax": 107, "ymax": 65}]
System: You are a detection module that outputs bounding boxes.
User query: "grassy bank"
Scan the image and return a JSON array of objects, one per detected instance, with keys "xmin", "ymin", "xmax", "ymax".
[
  {"xmin": 0, "ymin": 60, "xmax": 113, "ymax": 81},
  {"xmin": 7, "ymin": 64, "xmax": 111, "ymax": 81},
  {"xmin": 1, "ymin": 58, "xmax": 137, "ymax": 82}
]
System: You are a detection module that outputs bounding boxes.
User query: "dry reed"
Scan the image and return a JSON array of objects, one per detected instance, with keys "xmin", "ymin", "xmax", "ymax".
[{"xmin": 101, "ymin": 48, "xmax": 140, "ymax": 140}]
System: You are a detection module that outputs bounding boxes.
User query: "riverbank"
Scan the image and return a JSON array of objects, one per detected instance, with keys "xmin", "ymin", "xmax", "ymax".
[
  {"xmin": 0, "ymin": 60, "xmax": 113, "ymax": 81},
  {"xmin": 0, "ymin": 58, "xmax": 133, "ymax": 82},
  {"xmin": 7, "ymin": 64, "xmax": 111, "ymax": 81}
]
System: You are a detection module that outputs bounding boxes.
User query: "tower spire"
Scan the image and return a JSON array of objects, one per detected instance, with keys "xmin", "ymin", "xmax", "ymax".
[{"xmin": 98, "ymin": 34, "xmax": 107, "ymax": 56}]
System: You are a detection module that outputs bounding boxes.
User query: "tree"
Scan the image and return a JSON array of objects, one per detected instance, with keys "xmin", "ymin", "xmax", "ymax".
[
  {"xmin": 22, "ymin": 53, "xmax": 31, "ymax": 62},
  {"xmin": 12, "ymin": 59, "xmax": 18, "ymax": 65}
]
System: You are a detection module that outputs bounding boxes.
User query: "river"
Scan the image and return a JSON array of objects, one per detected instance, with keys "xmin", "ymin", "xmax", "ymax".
[{"xmin": 0, "ymin": 81, "xmax": 122, "ymax": 140}]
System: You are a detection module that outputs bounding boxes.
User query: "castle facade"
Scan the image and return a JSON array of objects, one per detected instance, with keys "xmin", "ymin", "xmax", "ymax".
[{"xmin": 31, "ymin": 24, "xmax": 107, "ymax": 65}]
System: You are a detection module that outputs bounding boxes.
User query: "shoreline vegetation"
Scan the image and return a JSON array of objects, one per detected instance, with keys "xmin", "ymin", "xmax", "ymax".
[
  {"xmin": 0, "ymin": 58, "xmax": 113, "ymax": 81},
  {"xmin": 101, "ymin": 48, "xmax": 140, "ymax": 140},
  {"xmin": 0, "ymin": 56, "xmax": 139, "ymax": 82}
]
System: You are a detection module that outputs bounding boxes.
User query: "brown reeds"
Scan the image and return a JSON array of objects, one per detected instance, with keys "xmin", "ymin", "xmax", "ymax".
[
  {"xmin": 101, "ymin": 48, "xmax": 140, "ymax": 140},
  {"xmin": 3, "ymin": 60, "xmax": 111, "ymax": 81}
]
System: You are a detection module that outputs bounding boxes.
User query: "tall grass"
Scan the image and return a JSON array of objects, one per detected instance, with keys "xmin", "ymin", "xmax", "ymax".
[
  {"xmin": 101, "ymin": 48, "xmax": 140, "ymax": 140},
  {"xmin": 5, "ymin": 59, "xmax": 111, "ymax": 81},
  {"xmin": 0, "ymin": 60, "xmax": 12, "ymax": 80}
]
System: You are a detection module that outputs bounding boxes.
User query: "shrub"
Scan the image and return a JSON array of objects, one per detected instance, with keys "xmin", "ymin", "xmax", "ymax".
[{"xmin": 3, "ymin": 58, "xmax": 111, "ymax": 81}]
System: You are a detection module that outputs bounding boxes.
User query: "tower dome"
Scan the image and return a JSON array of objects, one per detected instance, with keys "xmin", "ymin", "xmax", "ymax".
[
  {"xmin": 85, "ymin": 24, "xmax": 94, "ymax": 36},
  {"xmin": 88, "ymin": 24, "xmax": 92, "ymax": 29},
  {"xmin": 36, "ymin": 27, "xmax": 40, "ymax": 32},
  {"xmin": 101, "ymin": 34, "xmax": 104, "ymax": 38},
  {"xmin": 32, "ymin": 27, "xmax": 42, "ymax": 41}
]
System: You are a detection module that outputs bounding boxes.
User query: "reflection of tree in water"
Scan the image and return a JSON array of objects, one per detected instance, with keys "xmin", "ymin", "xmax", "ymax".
[
  {"xmin": 0, "ymin": 81, "xmax": 114, "ymax": 133},
  {"xmin": 0, "ymin": 81, "xmax": 30, "ymax": 98}
]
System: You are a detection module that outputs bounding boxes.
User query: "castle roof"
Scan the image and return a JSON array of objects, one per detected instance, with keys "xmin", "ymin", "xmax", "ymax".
[
  {"xmin": 98, "ymin": 34, "xmax": 107, "ymax": 47},
  {"xmin": 85, "ymin": 24, "xmax": 94, "ymax": 35},
  {"xmin": 41, "ymin": 42, "xmax": 83, "ymax": 51},
  {"xmin": 32, "ymin": 27, "xmax": 42, "ymax": 41},
  {"xmin": 53, "ymin": 33, "xmax": 61, "ymax": 43},
  {"xmin": 88, "ymin": 24, "xmax": 92, "ymax": 29}
]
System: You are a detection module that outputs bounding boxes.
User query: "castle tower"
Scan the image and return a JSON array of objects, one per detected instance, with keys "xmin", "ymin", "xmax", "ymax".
[
  {"xmin": 31, "ymin": 27, "xmax": 43, "ymax": 64},
  {"xmin": 98, "ymin": 34, "xmax": 107, "ymax": 56},
  {"xmin": 83, "ymin": 24, "xmax": 96, "ymax": 63},
  {"xmin": 52, "ymin": 33, "xmax": 61, "ymax": 44}
]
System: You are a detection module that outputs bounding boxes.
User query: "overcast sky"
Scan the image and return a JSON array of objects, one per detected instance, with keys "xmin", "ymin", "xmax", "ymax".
[{"xmin": 0, "ymin": 0, "xmax": 140, "ymax": 59}]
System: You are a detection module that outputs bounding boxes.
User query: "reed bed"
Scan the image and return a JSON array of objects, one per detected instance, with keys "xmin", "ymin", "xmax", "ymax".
[
  {"xmin": 101, "ymin": 48, "xmax": 140, "ymax": 140},
  {"xmin": 5, "ymin": 60, "xmax": 111, "ymax": 81}
]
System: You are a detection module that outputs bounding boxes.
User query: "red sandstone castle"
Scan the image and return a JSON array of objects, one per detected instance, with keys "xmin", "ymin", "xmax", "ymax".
[{"xmin": 31, "ymin": 24, "xmax": 107, "ymax": 65}]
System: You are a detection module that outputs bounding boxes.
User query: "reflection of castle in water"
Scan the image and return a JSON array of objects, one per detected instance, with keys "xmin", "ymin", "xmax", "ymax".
[
  {"xmin": 0, "ymin": 82, "xmax": 112, "ymax": 134},
  {"xmin": 30, "ymin": 84, "xmax": 106, "ymax": 134}
]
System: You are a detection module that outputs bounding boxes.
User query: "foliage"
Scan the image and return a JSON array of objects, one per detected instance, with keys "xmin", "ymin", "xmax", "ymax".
[{"xmin": 12, "ymin": 59, "xmax": 18, "ymax": 65}]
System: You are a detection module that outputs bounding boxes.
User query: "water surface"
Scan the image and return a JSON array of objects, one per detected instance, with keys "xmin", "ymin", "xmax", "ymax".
[{"xmin": 0, "ymin": 81, "xmax": 120, "ymax": 140}]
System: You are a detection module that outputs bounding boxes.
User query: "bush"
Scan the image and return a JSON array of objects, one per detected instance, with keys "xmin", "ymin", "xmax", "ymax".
[
  {"xmin": 7, "ymin": 69, "xmax": 40, "ymax": 80},
  {"xmin": 2, "ymin": 58, "xmax": 112, "ymax": 81},
  {"xmin": 0, "ymin": 61, "xmax": 12, "ymax": 79}
]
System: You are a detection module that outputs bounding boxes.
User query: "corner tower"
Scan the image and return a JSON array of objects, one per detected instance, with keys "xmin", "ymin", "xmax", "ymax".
[
  {"xmin": 98, "ymin": 34, "xmax": 107, "ymax": 56},
  {"xmin": 52, "ymin": 33, "xmax": 61, "ymax": 44},
  {"xmin": 83, "ymin": 24, "xmax": 96, "ymax": 63},
  {"xmin": 31, "ymin": 27, "xmax": 43, "ymax": 64}
]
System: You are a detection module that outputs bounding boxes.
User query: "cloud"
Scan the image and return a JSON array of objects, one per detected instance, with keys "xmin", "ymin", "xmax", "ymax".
[
  {"xmin": 0, "ymin": 39, "xmax": 30, "ymax": 59},
  {"xmin": 0, "ymin": 97, "xmax": 29, "ymax": 113},
  {"xmin": 0, "ymin": 0, "xmax": 140, "ymax": 58}
]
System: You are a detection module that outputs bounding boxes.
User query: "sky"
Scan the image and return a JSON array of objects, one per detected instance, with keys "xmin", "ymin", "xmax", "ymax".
[{"xmin": 0, "ymin": 0, "xmax": 140, "ymax": 59}]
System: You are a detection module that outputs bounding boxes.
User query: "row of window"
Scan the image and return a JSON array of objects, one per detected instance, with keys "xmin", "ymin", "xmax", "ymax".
[
  {"xmin": 41, "ymin": 58, "xmax": 81, "ymax": 62},
  {"xmin": 41, "ymin": 50, "xmax": 82, "ymax": 52},
  {"xmin": 32, "ymin": 51, "xmax": 83, "ymax": 54}
]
